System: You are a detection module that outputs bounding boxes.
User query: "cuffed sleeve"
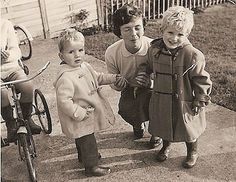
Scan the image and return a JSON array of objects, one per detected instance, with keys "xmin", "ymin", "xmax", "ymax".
[{"xmin": 190, "ymin": 52, "xmax": 212, "ymax": 105}]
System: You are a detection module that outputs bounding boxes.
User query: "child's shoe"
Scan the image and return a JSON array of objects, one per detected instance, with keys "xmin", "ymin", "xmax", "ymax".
[
  {"xmin": 156, "ymin": 140, "xmax": 171, "ymax": 162},
  {"xmin": 85, "ymin": 166, "xmax": 111, "ymax": 177},
  {"xmin": 183, "ymin": 141, "xmax": 198, "ymax": 168},
  {"xmin": 28, "ymin": 118, "xmax": 42, "ymax": 134},
  {"xmin": 149, "ymin": 135, "xmax": 162, "ymax": 149}
]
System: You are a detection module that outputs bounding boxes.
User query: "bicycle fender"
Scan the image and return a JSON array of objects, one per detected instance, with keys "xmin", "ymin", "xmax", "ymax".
[
  {"xmin": 17, "ymin": 126, "xmax": 28, "ymax": 134},
  {"xmin": 17, "ymin": 24, "xmax": 33, "ymax": 41}
]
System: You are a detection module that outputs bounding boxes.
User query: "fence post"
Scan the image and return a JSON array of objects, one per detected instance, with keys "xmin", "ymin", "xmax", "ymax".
[
  {"xmin": 153, "ymin": 0, "xmax": 156, "ymax": 19},
  {"xmin": 38, "ymin": 0, "xmax": 50, "ymax": 39},
  {"xmin": 96, "ymin": 0, "xmax": 104, "ymax": 28}
]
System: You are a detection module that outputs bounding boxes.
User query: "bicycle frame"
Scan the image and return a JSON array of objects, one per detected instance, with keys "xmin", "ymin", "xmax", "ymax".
[{"xmin": 1, "ymin": 62, "xmax": 50, "ymax": 181}]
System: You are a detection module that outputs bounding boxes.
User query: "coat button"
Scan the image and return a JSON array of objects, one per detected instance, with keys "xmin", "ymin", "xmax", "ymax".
[{"xmin": 175, "ymin": 93, "xmax": 179, "ymax": 99}]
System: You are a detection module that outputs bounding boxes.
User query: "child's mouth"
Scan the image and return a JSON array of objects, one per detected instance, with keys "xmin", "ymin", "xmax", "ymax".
[{"xmin": 75, "ymin": 59, "xmax": 81, "ymax": 63}]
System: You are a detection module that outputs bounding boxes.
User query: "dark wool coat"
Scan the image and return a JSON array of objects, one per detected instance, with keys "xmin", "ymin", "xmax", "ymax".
[{"xmin": 147, "ymin": 38, "xmax": 212, "ymax": 142}]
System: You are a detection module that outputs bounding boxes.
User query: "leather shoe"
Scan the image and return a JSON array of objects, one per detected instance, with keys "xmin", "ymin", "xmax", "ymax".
[
  {"xmin": 28, "ymin": 119, "xmax": 42, "ymax": 134},
  {"xmin": 149, "ymin": 136, "xmax": 162, "ymax": 149},
  {"xmin": 156, "ymin": 140, "xmax": 171, "ymax": 162},
  {"xmin": 85, "ymin": 166, "xmax": 111, "ymax": 177}
]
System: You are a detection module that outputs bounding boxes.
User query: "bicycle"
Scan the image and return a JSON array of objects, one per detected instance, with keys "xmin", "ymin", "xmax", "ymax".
[
  {"xmin": 14, "ymin": 24, "xmax": 33, "ymax": 61},
  {"xmin": 1, "ymin": 62, "xmax": 52, "ymax": 182}
]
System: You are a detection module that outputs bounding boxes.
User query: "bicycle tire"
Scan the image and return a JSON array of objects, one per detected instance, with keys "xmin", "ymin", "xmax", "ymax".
[
  {"xmin": 18, "ymin": 133, "xmax": 37, "ymax": 182},
  {"xmin": 34, "ymin": 89, "xmax": 52, "ymax": 134},
  {"xmin": 14, "ymin": 25, "xmax": 32, "ymax": 61}
]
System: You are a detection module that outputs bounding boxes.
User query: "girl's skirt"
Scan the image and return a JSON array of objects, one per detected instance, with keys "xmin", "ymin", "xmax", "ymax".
[{"xmin": 118, "ymin": 86, "xmax": 151, "ymax": 127}]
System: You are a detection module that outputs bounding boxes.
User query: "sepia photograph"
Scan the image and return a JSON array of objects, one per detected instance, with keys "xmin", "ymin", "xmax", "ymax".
[{"xmin": 1, "ymin": 0, "xmax": 235, "ymax": 181}]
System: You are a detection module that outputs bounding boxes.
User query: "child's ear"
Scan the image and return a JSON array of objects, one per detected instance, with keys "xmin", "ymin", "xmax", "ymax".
[{"xmin": 58, "ymin": 52, "xmax": 64, "ymax": 61}]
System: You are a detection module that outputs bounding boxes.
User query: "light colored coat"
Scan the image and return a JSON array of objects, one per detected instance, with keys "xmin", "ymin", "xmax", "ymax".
[
  {"xmin": 1, "ymin": 19, "xmax": 22, "ymax": 79},
  {"xmin": 147, "ymin": 38, "xmax": 212, "ymax": 142},
  {"xmin": 54, "ymin": 62, "xmax": 116, "ymax": 138}
]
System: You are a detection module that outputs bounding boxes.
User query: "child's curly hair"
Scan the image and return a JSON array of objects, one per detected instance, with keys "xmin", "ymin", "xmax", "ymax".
[
  {"xmin": 112, "ymin": 3, "xmax": 146, "ymax": 38},
  {"xmin": 160, "ymin": 6, "xmax": 194, "ymax": 35},
  {"xmin": 58, "ymin": 28, "xmax": 84, "ymax": 52}
]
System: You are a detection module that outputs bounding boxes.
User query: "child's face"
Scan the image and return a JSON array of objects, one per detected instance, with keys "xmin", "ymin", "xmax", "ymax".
[
  {"xmin": 59, "ymin": 40, "xmax": 85, "ymax": 67},
  {"xmin": 162, "ymin": 26, "xmax": 189, "ymax": 50},
  {"xmin": 120, "ymin": 17, "xmax": 144, "ymax": 52}
]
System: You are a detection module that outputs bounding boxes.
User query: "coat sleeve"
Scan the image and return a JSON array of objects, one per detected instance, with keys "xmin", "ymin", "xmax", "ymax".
[
  {"xmin": 105, "ymin": 49, "xmax": 122, "ymax": 91},
  {"xmin": 85, "ymin": 62, "xmax": 117, "ymax": 85},
  {"xmin": 56, "ymin": 76, "xmax": 87, "ymax": 121},
  {"xmin": 5, "ymin": 20, "xmax": 22, "ymax": 63},
  {"xmin": 189, "ymin": 51, "xmax": 212, "ymax": 105}
]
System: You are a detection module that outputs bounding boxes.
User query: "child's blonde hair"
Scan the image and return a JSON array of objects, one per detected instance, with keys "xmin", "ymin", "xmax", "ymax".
[
  {"xmin": 58, "ymin": 28, "xmax": 84, "ymax": 52},
  {"xmin": 160, "ymin": 6, "xmax": 194, "ymax": 35}
]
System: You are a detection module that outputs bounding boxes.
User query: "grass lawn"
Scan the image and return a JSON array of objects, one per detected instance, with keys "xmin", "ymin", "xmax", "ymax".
[{"xmin": 85, "ymin": 3, "xmax": 236, "ymax": 111}]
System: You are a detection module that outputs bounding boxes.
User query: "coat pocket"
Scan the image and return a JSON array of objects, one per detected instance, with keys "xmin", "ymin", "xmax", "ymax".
[{"xmin": 182, "ymin": 101, "xmax": 197, "ymax": 124}]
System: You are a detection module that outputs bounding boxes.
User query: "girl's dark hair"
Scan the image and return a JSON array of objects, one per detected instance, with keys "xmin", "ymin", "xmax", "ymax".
[{"xmin": 112, "ymin": 3, "xmax": 146, "ymax": 38}]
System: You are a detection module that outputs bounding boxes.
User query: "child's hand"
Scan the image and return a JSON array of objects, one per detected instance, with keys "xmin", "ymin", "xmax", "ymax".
[
  {"xmin": 114, "ymin": 74, "xmax": 127, "ymax": 90},
  {"xmin": 1, "ymin": 50, "xmax": 10, "ymax": 62},
  {"xmin": 135, "ymin": 72, "xmax": 151, "ymax": 88},
  {"xmin": 83, "ymin": 106, "xmax": 95, "ymax": 120}
]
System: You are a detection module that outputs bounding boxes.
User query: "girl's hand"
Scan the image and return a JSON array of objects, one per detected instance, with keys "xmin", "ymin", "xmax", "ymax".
[
  {"xmin": 1, "ymin": 50, "xmax": 10, "ymax": 62},
  {"xmin": 114, "ymin": 74, "xmax": 127, "ymax": 90}
]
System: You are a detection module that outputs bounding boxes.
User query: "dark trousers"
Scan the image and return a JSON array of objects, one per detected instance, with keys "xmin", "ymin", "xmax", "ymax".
[
  {"xmin": 75, "ymin": 133, "xmax": 99, "ymax": 168},
  {"xmin": 118, "ymin": 86, "xmax": 151, "ymax": 128}
]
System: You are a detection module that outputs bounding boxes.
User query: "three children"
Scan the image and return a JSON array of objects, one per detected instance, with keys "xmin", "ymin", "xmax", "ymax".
[
  {"xmin": 54, "ymin": 29, "xmax": 126, "ymax": 176},
  {"xmin": 145, "ymin": 6, "xmax": 212, "ymax": 168}
]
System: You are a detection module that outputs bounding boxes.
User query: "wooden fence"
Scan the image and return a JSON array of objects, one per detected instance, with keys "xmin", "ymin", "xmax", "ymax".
[{"xmin": 98, "ymin": 0, "xmax": 227, "ymax": 30}]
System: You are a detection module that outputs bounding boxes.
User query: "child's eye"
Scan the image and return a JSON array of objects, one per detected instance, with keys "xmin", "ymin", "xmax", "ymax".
[
  {"xmin": 168, "ymin": 31, "xmax": 173, "ymax": 34},
  {"xmin": 69, "ymin": 50, "xmax": 74, "ymax": 54},
  {"xmin": 79, "ymin": 49, "xmax": 84, "ymax": 52},
  {"xmin": 178, "ymin": 33, "xmax": 184, "ymax": 36}
]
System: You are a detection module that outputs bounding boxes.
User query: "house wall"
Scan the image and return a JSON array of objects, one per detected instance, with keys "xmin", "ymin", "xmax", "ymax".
[{"xmin": 1, "ymin": 0, "xmax": 99, "ymax": 38}]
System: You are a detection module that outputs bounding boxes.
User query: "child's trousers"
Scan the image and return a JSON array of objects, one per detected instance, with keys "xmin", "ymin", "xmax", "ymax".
[{"xmin": 75, "ymin": 133, "xmax": 99, "ymax": 168}]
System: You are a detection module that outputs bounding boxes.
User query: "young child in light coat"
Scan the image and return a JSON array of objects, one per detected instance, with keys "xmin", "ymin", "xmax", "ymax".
[
  {"xmin": 54, "ymin": 29, "xmax": 126, "ymax": 177},
  {"xmin": 145, "ymin": 6, "xmax": 212, "ymax": 168}
]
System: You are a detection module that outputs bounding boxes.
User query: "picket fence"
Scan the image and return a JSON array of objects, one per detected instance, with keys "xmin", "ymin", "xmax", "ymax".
[{"xmin": 99, "ymin": 0, "xmax": 227, "ymax": 29}]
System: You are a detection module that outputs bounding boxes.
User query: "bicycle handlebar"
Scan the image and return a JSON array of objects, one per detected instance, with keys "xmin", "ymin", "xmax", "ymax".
[{"xmin": 1, "ymin": 61, "xmax": 50, "ymax": 88}]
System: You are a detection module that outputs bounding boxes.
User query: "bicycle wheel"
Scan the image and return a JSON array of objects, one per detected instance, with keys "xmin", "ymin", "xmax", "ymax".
[
  {"xmin": 34, "ymin": 89, "xmax": 52, "ymax": 134},
  {"xmin": 14, "ymin": 25, "xmax": 32, "ymax": 61},
  {"xmin": 18, "ymin": 133, "xmax": 37, "ymax": 182}
]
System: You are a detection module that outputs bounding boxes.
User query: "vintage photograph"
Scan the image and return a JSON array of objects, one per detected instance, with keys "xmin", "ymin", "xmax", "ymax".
[{"xmin": 1, "ymin": 0, "xmax": 235, "ymax": 181}]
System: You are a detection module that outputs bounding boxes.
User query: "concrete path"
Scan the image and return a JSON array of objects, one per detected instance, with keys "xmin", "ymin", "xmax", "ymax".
[{"xmin": 1, "ymin": 38, "xmax": 236, "ymax": 182}]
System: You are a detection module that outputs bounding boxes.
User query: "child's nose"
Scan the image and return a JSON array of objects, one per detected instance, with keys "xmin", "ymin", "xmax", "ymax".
[
  {"xmin": 172, "ymin": 35, "xmax": 178, "ymax": 41},
  {"xmin": 74, "ymin": 51, "xmax": 79, "ymax": 57}
]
